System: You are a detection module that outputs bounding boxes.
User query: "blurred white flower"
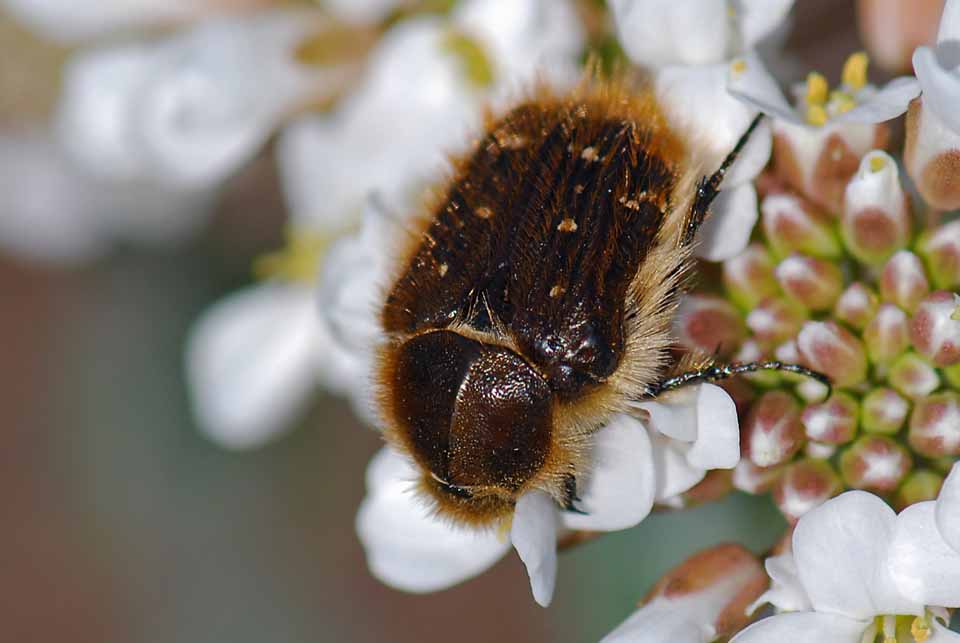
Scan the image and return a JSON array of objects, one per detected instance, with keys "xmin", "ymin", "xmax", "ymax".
[
  {"xmin": 1, "ymin": 0, "xmax": 197, "ymax": 42},
  {"xmin": 357, "ymin": 385, "xmax": 740, "ymax": 606},
  {"xmin": 57, "ymin": 10, "xmax": 340, "ymax": 190},
  {"xmin": 935, "ymin": 463, "xmax": 960, "ymax": 554},
  {"xmin": 0, "ymin": 128, "xmax": 213, "ymax": 263},
  {"xmin": 322, "ymin": 0, "xmax": 403, "ymax": 25},
  {"xmin": 736, "ymin": 491, "xmax": 960, "ymax": 643},
  {"xmin": 280, "ymin": 0, "xmax": 584, "ymax": 230},
  {"xmin": 609, "ymin": 0, "xmax": 794, "ymax": 69}
]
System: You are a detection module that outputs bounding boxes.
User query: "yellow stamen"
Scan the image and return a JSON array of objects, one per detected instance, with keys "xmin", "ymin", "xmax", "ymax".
[
  {"xmin": 805, "ymin": 103, "xmax": 828, "ymax": 126},
  {"xmin": 730, "ymin": 58, "xmax": 747, "ymax": 76},
  {"xmin": 842, "ymin": 51, "xmax": 870, "ymax": 91},
  {"xmin": 951, "ymin": 303, "xmax": 960, "ymax": 321},
  {"xmin": 911, "ymin": 615, "xmax": 932, "ymax": 642},
  {"xmin": 441, "ymin": 29, "xmax": 494, "ymax": 88},
  {"xmin": 253, "ymin": 227, "xmax": 334, "ymax": 283},
  {"xmin": 830, "ymin": 89, "xmax": 857, "ymax": 114},
  {"xmin": 869, "ymin": 155, "xmax": 888, "ymax": 173},
  {"xmin": 806, "ymin": 71, "xmax": 829, "ymax": 105}
]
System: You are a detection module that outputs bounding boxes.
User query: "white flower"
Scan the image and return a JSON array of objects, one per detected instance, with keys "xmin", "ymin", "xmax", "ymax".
[
  {"xmin": 279, "ymin": 0, "xmax": 583, "ymax": 230},
  {"xmin": 357, "ymin": 384, "xmax": 740, "ymax": 606},
  {"xmin": 734, "ymin": 491, "xmax": 960, "ymax": 643},
  {"xmin": 56, "ymin": 10, "xmax": 337, "ymax": 190},
  {"xmin": 0, "ymin": 0, "xmax": 199, "ymax": 43},
  {"xmin": 913, "ymin": 0, "xmax": 960, "ymax": 136},
  {"xmin": 0, "ymin": 128, "xmax": 213, "ymax": 264},
  {"xmin": 610, "ymin": 0, "xmax": 794, "ymax": 69},
  {"xmin": 935, "ymin": 463, "xmax": 960, "ymax": 555}
]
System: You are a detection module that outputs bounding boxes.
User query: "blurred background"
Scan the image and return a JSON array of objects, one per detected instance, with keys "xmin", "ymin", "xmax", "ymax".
[{"xmin": 0, "ymin": 2, "xmax": 914, "ymax": 641}]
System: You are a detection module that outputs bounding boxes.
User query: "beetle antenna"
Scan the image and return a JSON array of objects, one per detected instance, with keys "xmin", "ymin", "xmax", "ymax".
[{"xmin": 646, "ymin": 360, "xmax": 832, "ymax": 398}]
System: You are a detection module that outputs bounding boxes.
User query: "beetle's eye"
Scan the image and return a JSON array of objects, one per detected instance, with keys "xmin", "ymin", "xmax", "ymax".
[{"xmin": 388, "ymin": 330, "xmax": 553, "ymax": 491}]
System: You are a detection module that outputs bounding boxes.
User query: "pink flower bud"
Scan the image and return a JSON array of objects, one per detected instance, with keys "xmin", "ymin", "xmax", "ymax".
[
  {"xmin": 908, "ymin": 391, "xmax": 960, "ymax": 458},
  {"xmin": 745, "ymin": 298, "xmax": 807, "ymax": 347},
  {"xmin": 775, "ymin": 254, "xmax": 844, "ymax": 311},
  {"xmin": 638, "ymin": 544, "xmax": 767, "ymax": 641},
  {"xmin": 889, "ymin": 351, "xmax": 941, "ymax": 400},
  {"xmin": 760, "ymin": 193, "xmax": 842, "ymax": 259},
  {"xmin": 895, "ymin": 469, "xmax": 945, "ymax": 511},
  {"xmin": 910, "ymin": 291, "xmax": 960, "ymax": 367},
  {"xmin": 833, "ymin": 282, "xmax": 880, "ymax": 331},
  {"xmin": 773, "ymin": 459, "xmax": 841, "ymax": 524},
  {"xmin": 879, "ymin": 251, "xmax": 930, "ymax": 313},
  {"xmin": 864, "ymin": 303, "xmax": 911, "ymax": 366},
  {"xmin": 840, "ymin": 435, "xmax": 912, "ymax": 492},
  {"xmin": 905, "ymin": 97, "xmax": 960, "ymax": 211},
  {"xmin": 682, "ymin": 470, "xmax": 734, "ymax": 508},
  {"xmin": 802, "ymin": 392, "xmax": 859, "ymax": 444},
  {"xmin": 917, "ymin": 219, "xmax": 960, "ymax": 291},
  {"xmin": 841, "ymin": 151, "xmax": 911, "ymax": 265},
  {"xmin": 743, "ymin": 391, "xmax": 804, "ymax": 467},
  {"xmin": 797, "ymin": 321, "xmax": 869, "ymax": 388},
  {"xmin": 805, "ymin": 441, "xmax": 837, "ymax": 459},
  {"xmin": 723, "ymin": 243, "xmax": 780, "ymax": 310},
  {"xmin": 772, "ymin": 120, "xmax": 888, "ymax": 212},
  {"xmin": 733, "ymin": 459, "xmax": 782, "ymax": 494},
  {"xmin": 862, "ymin": 386, "xmax": 910, "ymax": 434},
  {"xmin": 675, "ymin": 295, "xmax": 746, "ymax": 358},
  {"xmin": 856, "ymin": 0, "xmax": 943, "ymax": 73}
]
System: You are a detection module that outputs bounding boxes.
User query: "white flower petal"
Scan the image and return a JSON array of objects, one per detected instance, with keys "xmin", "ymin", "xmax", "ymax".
[
  {"xmin": 937, "ymin": 0, "xmax": 960, "ymax": 42},
  {"xmin": 635, "ymin": 391, "xmax": 697, "ymax": 442},
  {"xmin": 830, "ymin": 77, "xmax": 920, "ymax": 125},
  {"xmin": 695, "ymin": 182, "xmax": 759, "ymax": 261},
  {"xmin": 657, "ymin": 62, "xmax": 773, "ymax": 186},
  {"xmin": 737, "ymin": 0, "xmax": 795, "ymax": 51},
  {"xmin": 323, "ymin": 0, "xmax": 401, "ymax": 24},
  {"xmin": 650, "ymin": 434, "xmax": 706, "ymax": 501},
  {"xmin": 510, "ymin": 490, "xmax": 559, "ymax": 607},
  {"xmin": 930, "ymin": 623, "xmax": 960, "ymax": 642},
  {"xmin": 185, "ymin": 283, "xmax": 319, "ymax": 449},
  {"xmin": 562, "ymin": 414, "xmax": 656, "ymax": 531},
  {"xmin": 686, "ymin": 383, "xmax": 741, "ymax": 469},
  {"xmin": 888, "ymin": 501, "xmax": 960, "ymax": 608},
  {"xmin": 727, "ymin": 52, "xmax": 803, "ymax": 124},
  {"xmin": 611, "ymin": 0, "xmax": 732, "ymax": 68},
  {"xmin": 730, "ymin": 612, "xmax": 869, "ymax": 643},
  {"xmin": 914, "ymin": 46, "xmax": 960, "ymax": 136},
  {"xmin": 0, "ymin": 0, "xmax": 194, "ymax": 42},
  {"xmin": 753, "ymin": 552, "xmax": 813, "ymax": 613},
  {"xmin": 601, "ymin": 602, "xmax": 709, "ymax": 643},
  {"xmin": 935, "ymin": 462, "xmax": 960, "ymax": 553},
  {"xmin": 356, "ymin": 448, "xmax": 512, "ymax": 592},
  {"xmin": 793, "ymin": 491, "xmax": 924, "ymax": 620}
]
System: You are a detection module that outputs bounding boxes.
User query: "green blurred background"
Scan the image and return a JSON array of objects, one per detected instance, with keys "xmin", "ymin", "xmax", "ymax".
[{"xmin": 0, "ymin": 3, "xmax": 866, "ymax": 641}]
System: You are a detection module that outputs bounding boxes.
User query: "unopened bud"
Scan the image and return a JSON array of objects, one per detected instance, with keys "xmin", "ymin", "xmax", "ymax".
[
  {"xmin": 864, "ymin": 303, "xmax": 911, "ymax": 366},
  {"xmin": 889, "ymin": 351, "xmax": 941, "ymax": 400},
  {"xmin": 761, "ymin": 193, "xmax": 842, "ymax": 259},
  {"xmin": 723, "ymin": 243, "xmax": 780, "ymax": 310},
  {"xmin": 682, "ymin": 470, "xmax": 734, "ymax": 507},
  {"xmin": 908, "ymin": 391, "xmax": 960, "ymax": 458},
  {"xmin": 880, "ymin": 251, "xmax": 930, "ymax": 313},
  {"xmin": 775, "ymin": 254, "xmax": 844, "ymax": 311},
  {"xmin": 802, "ymin": 392, "xmax": 859, "ymax": 444},
  {"xmin": 733, "ymin": 459, "xmax": 783, "ymax": 494},
  {"xmin": 862, "ymin": 386, "xmax": 910, "ymax": 434},
  {"xmin": 746, "ymin": 298, "xmax": 807, "ymax": 347},
  {"xmin": 840, "ymin": 435, "xmax": 912, "ymax": 492},
  {"xmin": 856, "ymin": 0, "xmax": 944, "ymax": 74},
  {"xmin": 675, "ymin": 295, "xmax": 746, "ymax": 358},
  {"xmin": 945, "ymin": 362, "xmax": 960, "ymax": 389},
  {"xmin": 772, "ymin": 120, "xmax": 888, "ymax": 212},
  {"xmin": 797, "ymin": 321, "xmax": 869, "ymax": 388},
  {"xmin": 833, "ymin": 282, "xmax": 880, "ymax": 331},
  {"xmin": 805, "ymin": 441, "xmax": 837, "ymax": 459},
  {"xmin": 904, "ymin": 97, "xmax": 960, "ymax": 211},
  {"xmin": 895, "ymin": 469, "xmax": 945, "ymax": 510},
  {"xmin": 910, "ymin": 291, "xmax": 960, "ymax": 367},
  {"xmin": 744, "ymin": 391, "xmax": 805, "ymax": 467},
  {"xmin": 841, "ymin": 151, "xmax": 911, "ymax": 265},
  {"xmin": 773, "ymin": 458, "xmax": 841, "ymax": 523},
  {"xmin": 916, "ymin": 220, "xmax": 960, "ymax": 291}
]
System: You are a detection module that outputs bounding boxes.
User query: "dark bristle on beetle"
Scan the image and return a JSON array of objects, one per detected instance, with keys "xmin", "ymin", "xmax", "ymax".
[{"xmin": 373, "ymin": 79, "xmax": 829, "ymax": 527}]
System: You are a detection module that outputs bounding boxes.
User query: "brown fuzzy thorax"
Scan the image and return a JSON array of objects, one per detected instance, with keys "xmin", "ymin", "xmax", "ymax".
[{"xmin": 375, "ymin": 80, "xmax": 701, "ymax": 526}]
